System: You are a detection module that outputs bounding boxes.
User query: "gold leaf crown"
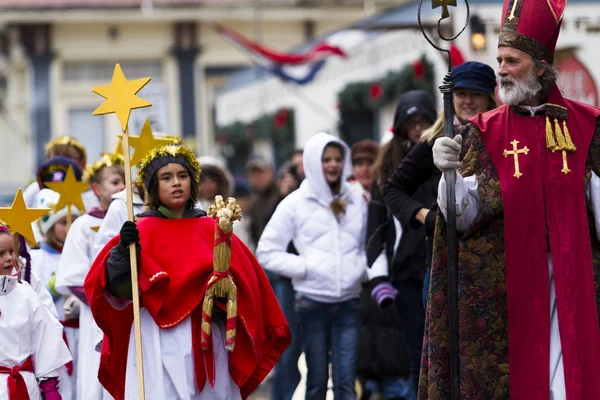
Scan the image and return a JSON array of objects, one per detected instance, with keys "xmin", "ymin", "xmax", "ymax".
[
  {"xmin": 45, "ymin": 136, "xmax": 88, "ymax": 160},
  {"xmin": 163, "ymin": 135, "xmax": 183, "ymax": 145},
  {"xmin": 136, "ymin": 144, "xmax": 201, "ymax": 190},
  {"xmin": 83, "ymin": 153, "xmax": 125, "ymax": 185}
]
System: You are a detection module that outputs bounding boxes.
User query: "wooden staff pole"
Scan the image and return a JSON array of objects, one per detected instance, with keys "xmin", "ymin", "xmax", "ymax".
[
  {"xmin": 121, "ymin": 131, "xmax": 145, "ymax": 399},
  {"xmin": 66, "ymin": 205, "xmax": 72, "ymax": 232}
]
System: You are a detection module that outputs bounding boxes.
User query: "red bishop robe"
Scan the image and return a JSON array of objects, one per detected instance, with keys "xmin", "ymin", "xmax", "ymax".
[
  {"xmin": 419, "ymin": 85, "xmax": 600, "ymax": 400},
  {"xmin": 84, "ymin": 216, "xmax": 291, "ymax": 400}
]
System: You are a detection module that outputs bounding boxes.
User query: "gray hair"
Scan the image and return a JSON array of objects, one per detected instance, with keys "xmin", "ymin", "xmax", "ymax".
[{"xmin": 533, "ymin": 58, "xmax": 558, "ymax": 100}]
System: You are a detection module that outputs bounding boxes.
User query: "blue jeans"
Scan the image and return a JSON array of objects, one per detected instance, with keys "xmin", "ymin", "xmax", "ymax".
[
  {"xmin": 270, "ymin": 277, "xmax": 302, "ymax": 400},
  {"xmin": 295, "ymin": 296, "xmax": 360, "ymax": 400},
  {"xmin": 364, "ymin": 376, "xmax": 416, "ymax": 400}
]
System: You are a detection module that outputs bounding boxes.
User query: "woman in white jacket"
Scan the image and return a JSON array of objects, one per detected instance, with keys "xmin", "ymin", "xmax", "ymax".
[{"xmin": 257, "ymin": 132, "xmax": 368, "ymax": 400}]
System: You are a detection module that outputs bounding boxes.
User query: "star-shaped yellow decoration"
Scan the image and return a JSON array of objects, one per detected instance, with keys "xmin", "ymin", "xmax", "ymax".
[
  {"xmin": 0, "ymin": 189, "xmax": 50, "ymax": 246},
  {"xmin": 91, "ymin": 226, "xmax": 100, "ymax": 233},
  {"xmin": 100, "ymin": 139, "xmax": 124, "ymax": 158},
  {"xmin": 44, "ymin": 166, "xmax": 89, "ymax": 214},
  {"xmin": 92, "ymin": 64, "xmax": 152, "ymax": 132},
  {"xmin": 112, "ymin": 139, "xmax": 124, "ymax": 156},
  {"xmin": 118, "ymin": 119, "xmax": 178, "ymax": 165}
]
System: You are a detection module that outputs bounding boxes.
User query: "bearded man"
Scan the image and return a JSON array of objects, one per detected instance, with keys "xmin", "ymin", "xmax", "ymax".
[{"xmin": 422, "ymin": 0, "xmax": 600, "ymax": 398}]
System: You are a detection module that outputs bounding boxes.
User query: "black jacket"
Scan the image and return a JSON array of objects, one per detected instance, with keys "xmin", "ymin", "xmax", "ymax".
[
  {"xmin": 356, "ymin": 281, "xmax": 410, "ymax": 380},
  {"xmin": 383, "ymin": 141, "xmax": 441, "ymax": 276}
]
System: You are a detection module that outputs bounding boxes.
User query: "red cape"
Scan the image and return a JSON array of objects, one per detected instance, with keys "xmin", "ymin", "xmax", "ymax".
[
  {"xmin": 470, "ymin": 86, "xmax": 600, "ymax": 399},
  {"xmin": 84, "ymin": 216, "xmax": 291, "ymax": 400}
]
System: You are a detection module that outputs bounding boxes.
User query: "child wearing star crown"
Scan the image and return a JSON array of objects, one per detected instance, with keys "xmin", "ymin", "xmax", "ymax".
[
  {"xmin": 85, "ymin": 144, "xmax": 291, "ymax": 400},
  {"xmin": 0, "ymin": 221, "xmax": 72, "ymax": 400},
  {"xmin": 30, "ymin": 189, "xmax": 82, "ymax": 400},
  {"xmin": 55, "ymin": 153, "xmax": 125, "ymax": 400},
  {"xmin": 23, "ymin": 136, "xmax": 99, "ymax": 211}
]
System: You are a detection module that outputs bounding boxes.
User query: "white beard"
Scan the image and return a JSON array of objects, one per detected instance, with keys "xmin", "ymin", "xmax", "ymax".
[{"xmin": 499, "ymin": 67, "xmax": 542, "ymax": 105}]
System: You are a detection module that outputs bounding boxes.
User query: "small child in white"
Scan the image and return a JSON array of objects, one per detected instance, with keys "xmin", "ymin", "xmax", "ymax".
[
  {"xmin": 30, "ymin": 189, "xmax": 82, "ymax": 400},
  {"xmin": 0, "ymin": 222, "xmax": 72, "ymax": 400}
]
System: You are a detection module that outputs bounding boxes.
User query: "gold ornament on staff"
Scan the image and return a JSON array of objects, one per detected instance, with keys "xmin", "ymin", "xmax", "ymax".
[
  {"xmin": 0, "ymin": 189, "xmax": 51, "ymax": 282},
  {"xmin": 202, "ymin": 196, "xmax": 242, "ymax": 352},
  {"xmin": 44, "ymin": 165, "xmax": 88, "ymax": 231},
  {"xmin": 92, "ymin": 63, "xmax": 151, "ymax": 400},
  {"xmin": 432, "ymin": 0, "xmax": 457, "ymax": 19}
]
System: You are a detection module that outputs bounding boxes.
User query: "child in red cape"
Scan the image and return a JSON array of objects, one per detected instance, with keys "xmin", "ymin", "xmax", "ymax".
[{"xmin": 84, "ymin": 145, "xmax": 291, "ymax": 400}]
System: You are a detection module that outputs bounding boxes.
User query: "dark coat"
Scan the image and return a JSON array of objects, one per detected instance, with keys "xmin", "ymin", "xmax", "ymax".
[
  {"xmin": 383, "ymin": 141, "xmax": 441, "ymax": 279},
  {"xmin": 356, "ymin": 281, "xmax": 410, "ymax": 379},
  {"xmin": 359, "ymin": 185, "xmax": 411, "ymax": 380}
]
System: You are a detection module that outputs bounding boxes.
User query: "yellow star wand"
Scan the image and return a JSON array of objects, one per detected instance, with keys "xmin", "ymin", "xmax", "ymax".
[
  {"xmin": 44, "ymin": 165, "xmax": 89, "ymax": 232},
  {"xmin": 0, "ymin": 189, "xmax": 50, "ymax": 282},
  {"xmin": 93, "ymin": 63, "xmax": 150, "ymax": 400}
]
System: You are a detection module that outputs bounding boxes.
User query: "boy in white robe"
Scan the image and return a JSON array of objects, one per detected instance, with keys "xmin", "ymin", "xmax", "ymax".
[
  {"xmin": 30, "ymin": 189, "xmax": 81, "ymax": 400},
  {"xmin": 55, "ymin": 154, "xmax": 126, "ymax": 400}
]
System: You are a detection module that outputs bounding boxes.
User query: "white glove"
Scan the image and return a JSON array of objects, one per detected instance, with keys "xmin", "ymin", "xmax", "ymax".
[
  {"xmin": 433, "ymin": 135, "xmax": 463, "ymax": 170},
  {"xmin": 63, "ymin": 296, "xmax": 81, "ymax": 319}
]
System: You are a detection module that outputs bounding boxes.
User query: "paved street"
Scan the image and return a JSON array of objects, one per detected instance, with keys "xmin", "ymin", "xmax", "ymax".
[{"xmin": 248, "ymin": 354, "xmax": 336, "ymax": 400}]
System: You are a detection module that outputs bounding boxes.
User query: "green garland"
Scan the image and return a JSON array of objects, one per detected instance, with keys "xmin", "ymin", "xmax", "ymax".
[
  {"xmin": 337, "ymin": 56, "xmax": 435, "ymax": 113},
  {"xmin": 215, "ymin": 109, "xmax": 295, "ymax": 173}
]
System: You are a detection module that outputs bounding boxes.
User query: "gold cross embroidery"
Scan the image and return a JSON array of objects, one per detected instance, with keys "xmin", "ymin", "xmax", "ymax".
[
  {"xmin": 508, "ymin": 0, "xmax": 519, "ymax": 20},
  {"xmin": 503, "ymin": 140, "xmax": 529, "ymax": 178},
  {"xmin": 560, "ymin": 151, "xmax": 571, "ymax": 175}
]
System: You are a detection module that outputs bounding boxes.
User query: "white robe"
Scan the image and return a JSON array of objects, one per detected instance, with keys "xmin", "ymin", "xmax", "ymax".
[
  {"xmin": 438, "ymin": 172, "xmax": 600, "ymax": 400},
  {"xmin": 30, "ymin": 246, "xmax": 78, "ymax": 400},
  {"xmin": 56, "ymin": 214, "xmax": 113, "ymax": 400},
  {"xmin": 23, "ymin": 268, "xmax": 59, "ymax": 318},
  {"xmin": 92, "ymin": 190, "xmax": 144, "ymax": 262},
  {"xmin": 125, "ymin": 310, "xmax": 242, "ymax": 400},
  {"xmin": 0, "ymin": 276, "xmax": 72, "ymax": 400}
]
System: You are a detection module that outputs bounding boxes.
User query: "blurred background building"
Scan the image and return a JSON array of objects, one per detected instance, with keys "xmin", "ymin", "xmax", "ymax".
[
  {"xmin": 0, "ymin": 0, "xmax": 399, "ymax": 193},
  {"xmin": 0, "ymin": 0, "xmax": 599, "ymax": 191}
]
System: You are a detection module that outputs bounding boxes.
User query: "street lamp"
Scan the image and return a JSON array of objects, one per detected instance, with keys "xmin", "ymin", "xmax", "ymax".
[{"xmin": 470, "ymin": 15, "xmax": 486, "ymax": 52}]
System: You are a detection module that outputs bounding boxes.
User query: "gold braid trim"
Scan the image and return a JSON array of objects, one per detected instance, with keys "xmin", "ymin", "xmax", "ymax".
[
  {"xmin": 546, "ymin": 116, "xmax": 558, "ymax": 151},
  {"xmin": 148, "ymin": 271, "xmax": 167, "ymax": 282},
  {"xmin": 201, "ymin": 195, "xmax": 242, "ymax": 352},
  {"xmin": 83, "ymin": 153, "xmax": 125, "ymax": 184},
  {"xmin": 546, "ymin": 117, "xmax": 576, "ymax": 153},
  {"xmin": 553, "ymin": 118, "xmax": 567, "ymax": 150},
  {"xmin": 159, "ymin": 310, "xmax": 194, "ymax": 328},
  {"xmin": 136, "ymin": 144, "xmax": 201, "ymax": 189},
  {"xmin": 562, "ymin": 120, "xmax": 576, "ymax": 151}
]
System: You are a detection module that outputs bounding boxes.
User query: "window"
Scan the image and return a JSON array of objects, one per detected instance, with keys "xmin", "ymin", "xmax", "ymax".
[
  {"xmin": 63, "ymin": 61, "xmax": 163, "ymax": 82},
  {"xmin": 68, "ymin": 108, "xmax": 105, "ymax": 163}
]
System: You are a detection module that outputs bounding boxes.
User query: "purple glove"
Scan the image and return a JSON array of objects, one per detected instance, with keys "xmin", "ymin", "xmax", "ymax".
[
  {"xmin": 39, "ymin": 377, "xmax": 61, "ymax": 400},
  {"xmin": 371, "ymin": 281, "xmax": 398, "ymax": 309}
]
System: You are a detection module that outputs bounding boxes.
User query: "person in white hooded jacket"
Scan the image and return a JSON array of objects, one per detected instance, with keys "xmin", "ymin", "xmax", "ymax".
[{"xmin": 257, "ymin": 132, "xmax": 368, "ymax": 400}]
